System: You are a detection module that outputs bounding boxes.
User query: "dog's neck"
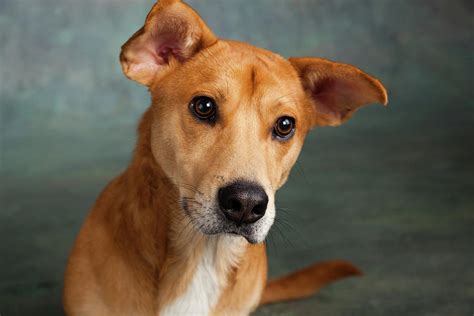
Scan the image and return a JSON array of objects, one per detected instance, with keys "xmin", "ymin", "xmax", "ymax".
[
  {"xmin": 108, "ymin": 108, "xmax": 247, "ymax": 310},
  {"xmin": 158, "ymin": 232, "xmax": 247, "ymax": 314}
]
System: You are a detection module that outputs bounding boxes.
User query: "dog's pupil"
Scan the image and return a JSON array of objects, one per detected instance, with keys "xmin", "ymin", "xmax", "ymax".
[
  {"xmin": 279, "ymin": 118, "xmax": 291, "ymax": 133},
  {"xmin": 197, "ymin": 99, "xmax": 213, "ymax": 115}
]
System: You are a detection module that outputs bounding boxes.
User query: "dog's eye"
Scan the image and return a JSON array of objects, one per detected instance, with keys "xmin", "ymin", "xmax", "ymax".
[
  {"xmin": 189, "ymin": 96, "xmax": 217, "ymax": 122},
  {"xmin": 273, "ymin": 116, "xmax": 295, "ymax": 141}
]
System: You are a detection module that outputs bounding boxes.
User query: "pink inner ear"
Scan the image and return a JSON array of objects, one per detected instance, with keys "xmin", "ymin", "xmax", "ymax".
[
  {"xmin": 312, "ymin": 77, "xmax": 357, "ymax": 119},
  {"xmin": 121, "ymin": 29, "xmax": 195, "ymax": 86},
  {"xmin": 310, "ymin": 73, "xmax": 384, "ymax": 126},
  {"xmin": 155, "ymin": 35, "xmax": 187, "ymax": 64}
]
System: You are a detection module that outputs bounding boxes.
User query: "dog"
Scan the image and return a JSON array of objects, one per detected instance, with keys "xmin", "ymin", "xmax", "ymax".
[{"xmin": 63, "ymin": 0, "xmax": 388, "ymax": 315}]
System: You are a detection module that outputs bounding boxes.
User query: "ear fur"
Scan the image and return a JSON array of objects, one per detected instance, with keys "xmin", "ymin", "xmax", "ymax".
[
  {"xmin": 289, "ymin": 57, "xmax": 388, "ymax": 127},
  {"xmin": 120, "ymin": 0, "xmax": 217, "ymax": 86}
]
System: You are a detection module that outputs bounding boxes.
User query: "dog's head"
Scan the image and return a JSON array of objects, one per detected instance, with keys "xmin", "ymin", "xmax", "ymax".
[{"xmin": 120, "ymin": 0, "xmax": 387, "ymax": 243}]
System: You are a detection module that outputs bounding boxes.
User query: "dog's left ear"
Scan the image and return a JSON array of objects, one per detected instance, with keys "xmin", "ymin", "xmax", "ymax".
[
  {"xmin": 289, "ymin": 57, "xmax": 388, "ymax": 127},
  {"xmin": 120, "ymin": 0, "xmax": 217, "ymax": 86}
]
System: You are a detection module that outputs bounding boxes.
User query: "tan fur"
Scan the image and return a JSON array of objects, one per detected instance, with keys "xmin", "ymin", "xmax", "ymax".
[{"xmin": 63, "ymin": 1, "xmax": 387, "ymax": 315}]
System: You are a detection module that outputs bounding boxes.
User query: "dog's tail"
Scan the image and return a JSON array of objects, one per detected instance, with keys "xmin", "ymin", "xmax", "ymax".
[{"xmin": 260, "ymin": 260, "xmax": 362, "ymax": 305}]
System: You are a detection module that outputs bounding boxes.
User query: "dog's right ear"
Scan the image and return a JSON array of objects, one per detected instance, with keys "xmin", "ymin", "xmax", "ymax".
[{"xmin": 120, "ymin": 0, "xmax": 217, "ymax": 86}]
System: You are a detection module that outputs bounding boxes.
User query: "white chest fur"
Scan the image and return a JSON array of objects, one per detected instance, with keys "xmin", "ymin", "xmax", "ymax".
[{"xmin": 161, "ymin": 236, "xmax": 246, "ymax": 316}]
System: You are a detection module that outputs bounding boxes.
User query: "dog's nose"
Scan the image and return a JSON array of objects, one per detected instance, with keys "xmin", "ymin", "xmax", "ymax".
[{"xmin": 218, "ymin": 181, "xmax": 268, "ymax": 225}]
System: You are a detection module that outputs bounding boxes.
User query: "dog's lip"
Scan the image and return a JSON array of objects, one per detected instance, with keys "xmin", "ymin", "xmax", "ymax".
[
  {"xmin": 225, "ymin": 228, "xmax": 259, "ymax": 244},
  {"xmin": 227, "ymin": 231, "xmax": 242, "ymax": 238},
  {"xmin": 214, "ymin": 212, "xmax": 263, "ymax": 243},
  {"xmin": 200, "ymin": 228, "xmax": 254, "ymax": 243},
  {"xmin": 182, "ymin": 203, "xmax": 262, "ymax": 243}
]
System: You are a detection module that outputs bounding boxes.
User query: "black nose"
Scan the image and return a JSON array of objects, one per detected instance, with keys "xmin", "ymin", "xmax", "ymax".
[{"xmin": 218, "ymin": 181, "xmax": 268, "ymax": 225}]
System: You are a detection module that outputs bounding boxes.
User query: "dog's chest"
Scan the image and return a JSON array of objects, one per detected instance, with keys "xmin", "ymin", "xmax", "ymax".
[{"xmin": 160, "ymin": 237, "xmax": 245, "ymax": 316}]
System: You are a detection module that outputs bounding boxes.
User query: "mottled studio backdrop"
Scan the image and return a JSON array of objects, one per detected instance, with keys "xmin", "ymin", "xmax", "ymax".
[{"xmin": 1, "ymin": 0, "xmax": 473, "ymax": 315}]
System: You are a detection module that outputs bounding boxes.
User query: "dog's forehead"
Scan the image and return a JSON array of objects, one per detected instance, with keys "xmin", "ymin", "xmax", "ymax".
[
  {"xmin": 207, "ymin": 41, "xmax": 299, "ymax": 83},
  {"xmin": 182, "ymin": 40, "xmax": 306, "ymax": 106}
]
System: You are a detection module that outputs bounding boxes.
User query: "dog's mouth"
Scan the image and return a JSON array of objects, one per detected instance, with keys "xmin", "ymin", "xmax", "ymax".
[
  {"xmin": 222, "ymin": 226, "xmax": 260, "ymax": 244},
  {"xmin": 198, "ymin": 215, "xmax": 264, "ymax": 244},
  {"xmin": 180, "ymin": 197, "xmax": 269, "ymax": 244}
]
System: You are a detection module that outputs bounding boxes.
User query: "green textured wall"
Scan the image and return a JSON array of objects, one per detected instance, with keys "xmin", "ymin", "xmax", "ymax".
[{"xmin": 1, "ymin": 0, "xmax": 473, "ymax": 315}]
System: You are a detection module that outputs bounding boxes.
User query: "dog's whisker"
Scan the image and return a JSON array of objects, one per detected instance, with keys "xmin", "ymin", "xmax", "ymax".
[
  {"xmin": 276, "ymin": 206, "xmax": 296, "ymax": 212},
  {"xmin": 274, "ymin": 217, "xmax": 305, "ymax": 245},
  {"xmin": 272, "ymin": 220, "xmax": 295, "ymax": 248},
  {"xmin": 276, "ymin": 207, "xmax": 304, "ymax": 223},
  {"xmin": 266, "ymin": 229, "xmax": 279, "ymax": 258}
]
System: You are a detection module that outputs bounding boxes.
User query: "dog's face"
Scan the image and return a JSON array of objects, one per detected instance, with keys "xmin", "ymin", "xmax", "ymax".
[
  {"xmin": 148, "ymin": 43, "xmax": 311, "ymax": 243},
  {"xmin": 120, "ymin": 0, "xmax": 387, "ymax": 243}
]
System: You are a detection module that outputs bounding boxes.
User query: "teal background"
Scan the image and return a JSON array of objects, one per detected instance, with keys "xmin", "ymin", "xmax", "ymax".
[{"xmin": 1, "ymin": 0, "xmax": 473, "ymax": 315}]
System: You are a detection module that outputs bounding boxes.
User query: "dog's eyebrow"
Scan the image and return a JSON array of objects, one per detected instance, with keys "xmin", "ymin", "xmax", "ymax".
[
  {"xmin": 272, "ymin": 92, "xmax": 301, "ymax": 110},
  {"xmin": 215, "ymin": 85, "xmax": 228, "ymax": 102},
  {"xmin": 195, "ymin": 84, "xmax": 228, "ymax": 102}
]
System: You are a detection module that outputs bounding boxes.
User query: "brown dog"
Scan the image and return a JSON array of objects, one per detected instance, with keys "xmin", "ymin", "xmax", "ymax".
[{"xmin": 63, "ymin": 0, "xmax": 387, "ymax": 315}]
